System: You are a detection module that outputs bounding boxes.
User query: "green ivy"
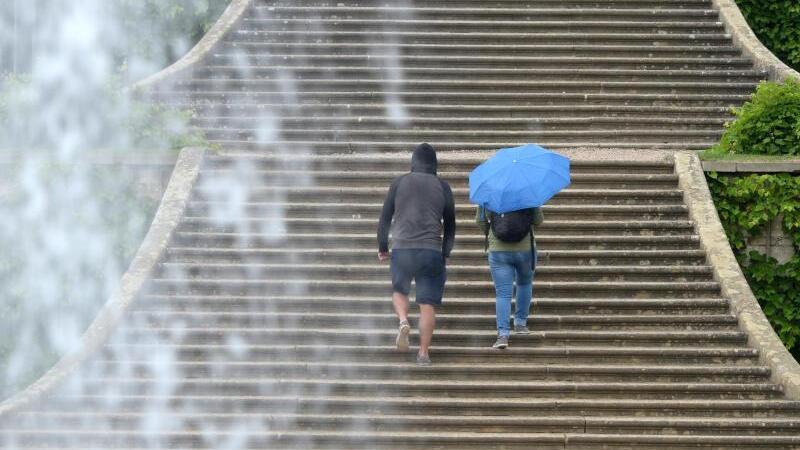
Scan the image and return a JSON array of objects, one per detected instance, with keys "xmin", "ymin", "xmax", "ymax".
[
  {"xmin": 111, "ymin": 0, "xmax": 232, "ymax": 69},
  {"xmin": 0, "ymin": 74, "xmax": 207, "ymax": 152},
  {"xmin": 708, "ymin": 78, "xmax": 800, "ymax": 157},
  {"xmin": 707, "ymin": 172, "xmax": 800, "ymax": 359},
  {"xmin": 735, "ymin": 0, "xmax": 800, "ymax": 71}
]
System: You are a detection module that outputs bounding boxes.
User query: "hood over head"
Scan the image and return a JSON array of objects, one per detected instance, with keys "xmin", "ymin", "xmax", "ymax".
[{"xmin": 411, "ymin": 143, "xmax": 437, "ymax": 175}]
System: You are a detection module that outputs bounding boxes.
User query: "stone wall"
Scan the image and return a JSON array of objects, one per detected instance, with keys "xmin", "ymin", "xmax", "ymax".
[
  {"xmin": 702, "ymin": 161, "xmax": 800, "ymax": 265},
  {"xmin": 746, "ymin": 215, "xmax": 796, "ymax": 264}
]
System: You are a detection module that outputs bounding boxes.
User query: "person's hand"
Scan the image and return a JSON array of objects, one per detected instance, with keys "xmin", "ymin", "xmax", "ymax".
[{"xmin": 378, "ymin": 251, "xmax": 390, "ymax": 262}]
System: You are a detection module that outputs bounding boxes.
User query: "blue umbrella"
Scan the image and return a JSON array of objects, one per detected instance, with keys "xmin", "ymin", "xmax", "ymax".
[{"xmin": 469, "ymin": 144, "xmax": 571, "ymax": 214}]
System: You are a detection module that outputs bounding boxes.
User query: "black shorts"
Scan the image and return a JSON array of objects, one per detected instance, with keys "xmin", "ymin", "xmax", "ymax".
[{"xmin": 390, "ymin": 248, "xmax": 447, "ymax": 306}]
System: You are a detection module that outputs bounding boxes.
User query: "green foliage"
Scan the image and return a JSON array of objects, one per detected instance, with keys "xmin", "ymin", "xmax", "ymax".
[
  {"xmin": 0, "ymin": 164, "xmax": 160, "ymax": 399},
  {"xmin": 709, "ymin": 78, "xmax": 800, "ymax": 157},
  {"xmin": 126, "ymin": 98, "xmax": 208, "ymax": 151},
  {"xmin": 112, "ymin": 0, "xmax": 232, "ymax": 68},
  {"xmin": 0, "ymin": 74, "xmax": 207, "ymax": 152},
  {"xmin": 735, "ymin": 0, "xmax": 800, "ymax": 71},
  {"xmin": 746, "ymin": 252, "xmax": 800, "ymax": 353},
  {"xmin": 707, "ymin": 172, "xmax": 800, "ymax": 359},
  {"xmin": 706, "ymin": 173, "xmax": 800, "ymax": 249}
]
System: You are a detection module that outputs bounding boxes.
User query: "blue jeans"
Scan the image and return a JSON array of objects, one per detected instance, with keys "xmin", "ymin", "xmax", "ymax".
[{"xmin": 488, "ymin": 250, "xmax": 536, "ymax": 337}]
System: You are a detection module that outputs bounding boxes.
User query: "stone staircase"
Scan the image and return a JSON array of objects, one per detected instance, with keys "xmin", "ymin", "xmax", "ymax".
[
  {"xmin": 2, "ymin": 0, "xmax": 800, "ymax": 449},
  {"xmin": 158, "ymin": 0, "xmax": 766, "ymax": 152}
]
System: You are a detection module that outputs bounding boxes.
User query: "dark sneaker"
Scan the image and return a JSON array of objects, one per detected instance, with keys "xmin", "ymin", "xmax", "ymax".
[
  {"xmin": 513, "ymin": 325, "xmax": 530, "ymax": 335},
  {"xmin": 416, "ymin": 354, "xmax": 432, "ymax": 366},
  {"xmin": 396, "ymin": 321, "xmax": 411, "ymax": 351},
  {"xmin": 492, "ymin": 336, "xmax": 509, "ymax": 349}
]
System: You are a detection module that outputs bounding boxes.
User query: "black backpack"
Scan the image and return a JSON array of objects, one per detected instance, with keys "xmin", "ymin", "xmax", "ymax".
[
  {"xmin": 484, "ymin": 208, "xmax": 535, "ymax": 252},
  {"xmin": 489, "ymin": 209, "xmax": 533, "ymax": 242}
]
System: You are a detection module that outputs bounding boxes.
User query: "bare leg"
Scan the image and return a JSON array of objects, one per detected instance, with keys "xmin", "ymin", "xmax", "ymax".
[
  {"xmin": 393, "ymin": 292, "xmax": 411, "ymax": 351},
  {"xmin": 417, "ymin": 304, "xmax": 436, "ymax": 357},
  {"xmin": 392, "ymin": 292, "xmax": 410, "ymax": 323}
]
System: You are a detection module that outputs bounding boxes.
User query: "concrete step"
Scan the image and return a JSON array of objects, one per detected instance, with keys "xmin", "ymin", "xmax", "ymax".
[
  {"xmin": 199, "ymin": 129, "xmax": 724, "ymax": 147},
  {"xmin": 135, "ymin": 295, "xmax": 732, "ymax": 315},
  {"xmin": 177, "ymin": 75, "xmax": 755, "ymax": 94},
  {"xmin": 153, "ymin": 262, "xmax": 715, "ymax": 283},
  {"xmin": 174, "ymin": 216, "xmax": 695, "ymax": 231},
  {"xmin": 190, "ymin": 168, "xmax": 682, "ymax": 188},
  {"xmin": 248, "ymin": 6, "xmax": 723, "ymax": 21},
  {"xmin": 237, "ymin": 18, "xmax": 727, "ymax": 34},
  {"xmin": 192, "ymin": 65, "xmax": 765, "ymax": 83},
  {"xmin": 7, "ymin": 411, "xmax": 798, "ymax": 436},
  {"xmin": 217, "ymin": 41, "xmax": 745, "ymax": 58},
  {"xmin": 116, "ymin": 325, "xmax": 743, "ymax": 348},
  {"xmin": 145, "ymin": 277, "xmax": 722, "ymax": 299},
  {"xmin": 193, "ymin": 165, "xmax": 677, "ymax": 181},
  {"xmin": 193, "ymin": 116, "xmax": 727, "ymax": 134},
  {"xmin": 190, "ymin": 186, "xmax": 687, "ymax": 205},
  {"xmin": 255, "ymin": 1, "xmax": 720, "ymax": 11},
  {"xmin": 181, "ymin": 204, "xmax": 690, "ymax": 222},
  {"xmin": 178, "ymin": 94, "xmax": 745, "ymax": 112},
  {"xmin": 63, "ymin": 376, "xmax": 786, "ymax": 402},
  {"xmin": 171, "ymin": 230, "xmax": 701, "ymax": 251},
  {"xmin": 4, "ymin": 429, "xmax": 800, "ymax": 450},
  {"xmin": 97, "ymin": 342, "xmax": 762, "ymax": 365},
  {"xmin": 187, "ymin": 196, "xmax": 688, "ymax": 212},
  {"xmin": 195, "ymin": 50, "xmax": 753, "ymax": 73},
  {"xmin": 163, "ymin": 247, "xmax": 707, "ymax": 268},
  {"xmin": 29, "ymin": 393, "xmax": 800, "ymax": 419},
  {"xmin": 189, "ymin": 204, "xmax": 679, "ymax": 220},
  {"xmin": 174, "ymin": 79, "xmax": 755, "ymax": 93},
  {"xmin": 85, "ymin": 360, "xmax": 771, "ymax": 383},
  {"xmin": 206, "ymin": 140, "xmax": 721, "ymax": 152},
  {"xmin": 227, "ymin": 29, "xmax": 736, "ymax": 45},
  {"xmin": 170, "ymin": 102, "xmax": 736, "ymax": 120},
  {"xmin": 192, "ymin": 116, "xmax": 727, "ymax": 133},
  {"xmin": 199, "ymin": 138, "xmax": 726, "ymax": 153},
  {"xmin": 200, "ymin": 133, "xmax": 719, "ymax": 150},
  {"xmin": 202, "ymin": 154, "xmax": 678, "ymax": 173},
  {"xmin": 129, "ymin": 309, "xmax": 739, "ymax": 330}
]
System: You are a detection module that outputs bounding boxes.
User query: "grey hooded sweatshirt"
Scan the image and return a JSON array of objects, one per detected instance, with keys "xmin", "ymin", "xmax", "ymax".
[{"xmin": 377, "ymin": 143, "xmax": 456, "ymax": 257}]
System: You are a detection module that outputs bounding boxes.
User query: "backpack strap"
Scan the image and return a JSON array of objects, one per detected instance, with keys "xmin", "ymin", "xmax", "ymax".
[
  {"xmin": 529, "ymin": 208, "xmax": 536, "ymax": 270},
  {"xmin": 482, "ymin": 208, "xmax": 491, "ymax": 252},
  {"xmin": 529, "ymin": 230, "xmax": 536, "ymax": 270}
]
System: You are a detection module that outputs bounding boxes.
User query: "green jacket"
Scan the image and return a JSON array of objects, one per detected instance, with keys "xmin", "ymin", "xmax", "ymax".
[{"xmin": 475, "ymin": 206, "xmax": 544, "ymax": 252}]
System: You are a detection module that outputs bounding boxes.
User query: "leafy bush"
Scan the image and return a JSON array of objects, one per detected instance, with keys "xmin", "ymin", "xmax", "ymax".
[
  {"xmin": 0, "ymin": 74, "xmax": 206, "ymax": 152},
  {"xmin": 112, "ymin": 0, "xmax": 232, "ymax": 75},
  {"xmin": 708, "ymin": 78, "xmax": 800, "ymax": 157},
  {"xmin": 707, "ymin": 172, "xmax": 800, "ymax": 359},
  {"xmin": 735, "ymin": 0, "xmax": 800, "ymax": 71}
]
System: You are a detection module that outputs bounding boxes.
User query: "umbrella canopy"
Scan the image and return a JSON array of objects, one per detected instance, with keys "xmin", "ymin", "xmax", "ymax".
[{"xmin": 469, "ymin": 144, "xmax": 571, "ymax": 214}]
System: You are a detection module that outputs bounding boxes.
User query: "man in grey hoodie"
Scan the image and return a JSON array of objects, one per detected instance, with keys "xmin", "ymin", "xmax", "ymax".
[{"xmin": 377, "ymin": 143, "xmax": 456, "ymax": 366}]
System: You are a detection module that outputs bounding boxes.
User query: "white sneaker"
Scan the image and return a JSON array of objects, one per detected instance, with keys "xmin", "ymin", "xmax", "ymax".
[{"xmin": 396, "ymin": 320, "xmax": 411, "ymax": 351}]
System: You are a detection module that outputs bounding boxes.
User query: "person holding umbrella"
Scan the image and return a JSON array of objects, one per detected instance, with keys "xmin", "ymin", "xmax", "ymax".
[
  {"xmin": 470, "ymin": 144, "xmax": 570, "ymax": 349},
  {"xmin": 475, "ymin": 204, "xmax": 543, "ymax": 348}
]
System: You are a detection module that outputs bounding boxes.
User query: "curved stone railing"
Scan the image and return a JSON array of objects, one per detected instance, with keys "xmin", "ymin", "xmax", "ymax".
[
  {"xmin": 0, "ymin": 0, "xmax": 253, "ymax": 416},
  {"xmin": 0, "ymin": 0, "xmax": 250, "ymax": 416},
  {"xmin": 132, "ymin": 0, "xmax": 253, "ymax": 91},
  {"xmin": 0, "ymin": 147, "xmax": 205, "ymax": 417},
  {"xmin": 676, "ymin": 151, "xmax": 800, "ymax": 400},
  {"xmin": 712, "ymin": 0, "xmax": 800, "ymax": 81}
]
